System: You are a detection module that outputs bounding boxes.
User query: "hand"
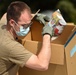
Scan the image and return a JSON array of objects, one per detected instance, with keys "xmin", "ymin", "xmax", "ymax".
[
  {"xmin": 42, "ymin": 23, "xmax": 54, "ymax": 37},
  {"xmin": 45, "ymin": 22, "xmax": 64, "ymax": 36},
  {"xmin": 35, "ymin": 13, "xmax": 50, "ymax": 25}
]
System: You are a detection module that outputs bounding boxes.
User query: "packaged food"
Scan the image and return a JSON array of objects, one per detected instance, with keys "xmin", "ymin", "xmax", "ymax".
[{"xmin": 48, "ymin": 9, "xmax": 66, "ymax": 36}]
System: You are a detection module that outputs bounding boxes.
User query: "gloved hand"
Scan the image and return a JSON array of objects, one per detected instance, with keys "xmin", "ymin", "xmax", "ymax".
[
  {"xmin": 42, "ymin": 23, "xmax": 54, "ymax": 37},
  {"xmin": 35, "ymin": 13, "xmax": 50, "ymax": 25}
]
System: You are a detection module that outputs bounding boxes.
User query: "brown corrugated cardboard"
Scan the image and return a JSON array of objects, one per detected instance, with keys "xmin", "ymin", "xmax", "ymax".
[
  {"xmin": 1, "ymin": 13, "xmax": 75, "ymax": 75},
  {"xmin": 65, "ymin": 32, "xmax": 76, "ymax": 75},
  {"xmin": 19, "ymin": 61, "xmax": 67, "ymax": 75},
  {"xmin": 18, "ymin": 20, "xmax": 76, "ymax": 75}
]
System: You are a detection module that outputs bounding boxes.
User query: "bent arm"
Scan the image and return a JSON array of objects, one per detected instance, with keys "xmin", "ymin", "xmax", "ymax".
[{"xmin": 25, "ymin": 34, "xmax": 51, "ymax": 71}]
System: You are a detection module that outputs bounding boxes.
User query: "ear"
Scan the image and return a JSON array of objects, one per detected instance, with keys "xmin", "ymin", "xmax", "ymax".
[{"xmin": 9, "ymin": 19, "xmax": 15, "ymax": 27}]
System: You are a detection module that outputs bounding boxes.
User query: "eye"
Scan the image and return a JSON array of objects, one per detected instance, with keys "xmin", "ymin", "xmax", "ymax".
[
  {"xmin": 22, "ymin": 22, "xmax": 33, "ymax": 28},
  {"xmin": 22, "ymin": 24, "xmax": 28, "ymax": 28},
  {"xmin": 22, "ymin": 24, "xmax": 26, "ymax": 27}
]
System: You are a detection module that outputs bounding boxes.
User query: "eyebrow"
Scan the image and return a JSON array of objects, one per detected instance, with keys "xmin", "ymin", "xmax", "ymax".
[
  {"xmin": 19, "ymin": 21, "xmax": 32, "ymax": 25},
  {"xmin": 20, "ymin": 21, "xmax": 33, "ymax": 26}
]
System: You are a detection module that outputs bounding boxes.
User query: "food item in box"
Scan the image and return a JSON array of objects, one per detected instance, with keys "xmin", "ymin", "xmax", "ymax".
[{"xmin": 48, "ymin": 9, "xmax": 66, "ymax": 36}]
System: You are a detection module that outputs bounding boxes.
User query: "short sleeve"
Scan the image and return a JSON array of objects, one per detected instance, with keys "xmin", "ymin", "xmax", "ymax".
[
  {"xmin": 8, "ymin": 40, "xmax": 33, "ymax": 67},
  {"xmin": 0, "ymin": 13, "xmax": 7, "ymax": 25}
]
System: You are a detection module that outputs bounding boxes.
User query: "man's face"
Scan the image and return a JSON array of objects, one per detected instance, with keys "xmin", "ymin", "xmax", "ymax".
[{"xmin": 14, "ymin": 10, "xmax": 33, "ymax": 31}]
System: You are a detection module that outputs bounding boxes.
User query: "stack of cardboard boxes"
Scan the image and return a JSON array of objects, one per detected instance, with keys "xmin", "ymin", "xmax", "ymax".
[{"xmin": 18, "ymin": 20, "xmax": 76, "ymax": 75}]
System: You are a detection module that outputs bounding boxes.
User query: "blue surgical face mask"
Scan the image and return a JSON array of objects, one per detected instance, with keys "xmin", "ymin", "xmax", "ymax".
[{"xmin": 15, "ymin": 26, "xmax": 30, "ymax": 36}]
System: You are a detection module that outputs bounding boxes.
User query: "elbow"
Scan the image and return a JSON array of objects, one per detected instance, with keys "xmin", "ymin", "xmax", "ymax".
[
  {"xmin": 40, "ymin": 64, "xmax": 49, "ymax": 71},
  {"xmin": 42, "ymin": 66, "xmax": 48, "ymax": 71}
]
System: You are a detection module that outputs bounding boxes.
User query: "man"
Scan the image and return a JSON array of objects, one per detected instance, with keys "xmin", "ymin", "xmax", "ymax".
[{"xmin": 0, "ymin": 1, "xmax": 53, "ymax": 75}]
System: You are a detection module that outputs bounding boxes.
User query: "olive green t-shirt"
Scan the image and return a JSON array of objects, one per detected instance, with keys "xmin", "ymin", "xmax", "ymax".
[{"xmin": 0, "ymin": 21, "xmax": 33, "ymax": 75}]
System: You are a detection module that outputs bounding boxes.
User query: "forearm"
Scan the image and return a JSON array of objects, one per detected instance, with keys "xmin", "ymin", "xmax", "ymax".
[
  {"xmin": 25, "ymin": 34, "xmax": 51, "ymax": 71},
  {"xmin": 38, "ymin": 34, "xmax": 51, "ymax": 67}
]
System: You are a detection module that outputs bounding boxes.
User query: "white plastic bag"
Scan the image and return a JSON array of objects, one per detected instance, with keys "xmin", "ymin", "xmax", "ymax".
[{"xmin": 48, "ymin": 9, "xmax": 66, "ymax": 36}]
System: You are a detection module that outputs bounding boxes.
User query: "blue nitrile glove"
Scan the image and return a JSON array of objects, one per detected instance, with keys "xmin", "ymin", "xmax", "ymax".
[
  {"xmin": 35, "ymin": 13, "xmax": 50, "ymax": 25},
  {"xmin": 42, "ymin": 22, "xmax": 54, "ymax": 37}
]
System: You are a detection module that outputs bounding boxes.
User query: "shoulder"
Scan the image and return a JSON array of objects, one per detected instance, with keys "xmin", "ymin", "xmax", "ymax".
[{"xmin": 0, "ymin": 13, "xmax": 7, "ymax": 25}]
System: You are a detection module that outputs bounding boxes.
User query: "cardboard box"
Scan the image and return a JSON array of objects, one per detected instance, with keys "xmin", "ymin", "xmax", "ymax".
[
  {"xmin": 18, "ymin": 20, "xmax": 76, "ymax": 75},
  {"xmin": 0, "ymin": 13, "xmax": 75, "ymax": 75}
]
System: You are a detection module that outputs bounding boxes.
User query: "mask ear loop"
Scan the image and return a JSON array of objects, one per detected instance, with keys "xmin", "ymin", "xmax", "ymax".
[
  {"xmin": 14, "ymin": 21, "xmax": 23, "ymax": 31},
  {"xmin": 12, "ymin": 20, "xmax": 20, "ymax": 33}
]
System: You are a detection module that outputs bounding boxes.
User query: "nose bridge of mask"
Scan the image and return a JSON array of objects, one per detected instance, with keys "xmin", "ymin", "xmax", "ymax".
[
  {"xmin": 20, "ymin": 26, "xmax": 24, "ymax": 31},
  {"xmin": 20, "ymin": 26, "xmax": 30, "ymax": 31}
]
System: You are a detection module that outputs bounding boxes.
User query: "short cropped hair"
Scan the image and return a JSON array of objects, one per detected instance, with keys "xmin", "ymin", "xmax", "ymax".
[{"xmin": 7, "ymin": 1, "xmax": 31, "ymax": 22}]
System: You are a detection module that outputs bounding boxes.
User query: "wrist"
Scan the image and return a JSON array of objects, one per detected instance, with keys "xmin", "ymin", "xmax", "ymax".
[
  {"xmin": 42, "ymin": 25, "xmax": 53, "ymax": 37},
  {"xmin": 43, "ymin": 34, "xmax": 51, "ymax": 39}
]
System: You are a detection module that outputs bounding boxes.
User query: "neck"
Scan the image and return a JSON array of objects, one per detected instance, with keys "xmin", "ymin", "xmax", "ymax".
[{"xmin": 6, "ymin": 25, "xmax": 17, "ymax": 39}]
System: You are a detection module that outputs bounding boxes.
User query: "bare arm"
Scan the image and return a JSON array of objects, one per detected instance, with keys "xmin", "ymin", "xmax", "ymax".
[{"xmin": 25, "ymin": 34, "xmax": 51, "ymax": 71}]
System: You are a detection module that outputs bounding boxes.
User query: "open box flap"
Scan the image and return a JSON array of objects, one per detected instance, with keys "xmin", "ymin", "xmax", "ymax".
[
  {"xmin": 52, "ymin": 25, "xmax": 75, "ymax": 45},
  {"xmin": 65, "ymin": 26, "xmax": 76, "ymax": 47},
  {"xmin": 23, "ymin": 40, "xmax": 42, "ymax": 55},
  {"xmin": 31, "ymin": 20, "xmax": 43, "ymax": 42},
  {"xmin": 65, "ymin": 32, "xmax": 76, "ymax": 75}
]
